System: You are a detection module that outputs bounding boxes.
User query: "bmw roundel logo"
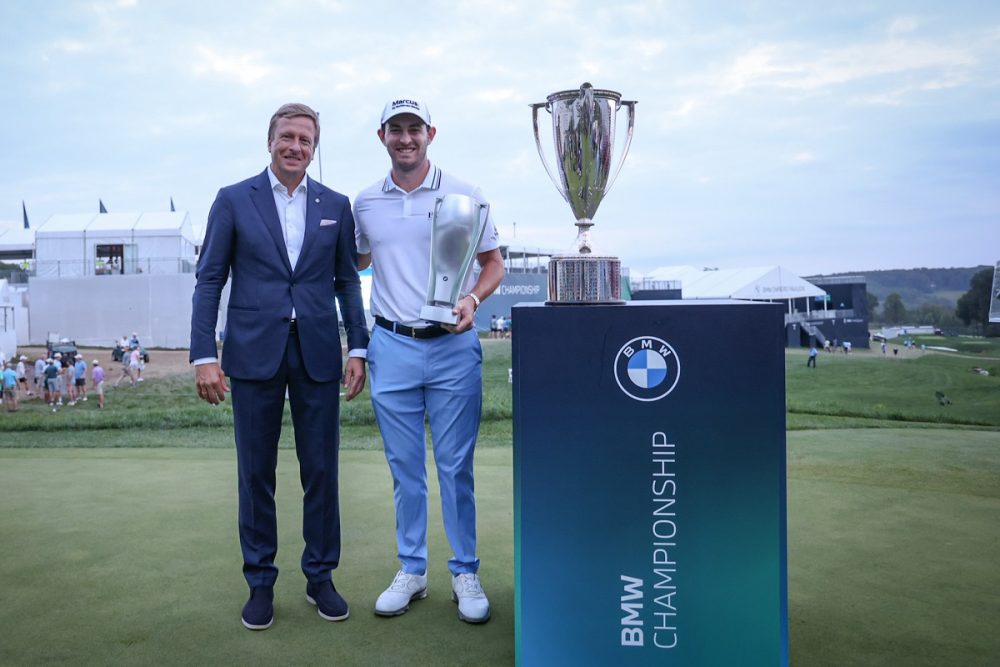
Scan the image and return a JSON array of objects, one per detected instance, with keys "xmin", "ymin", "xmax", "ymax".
[{"xmin": 613, "ymin": 336, "xmax": 681, "ymax": 402}]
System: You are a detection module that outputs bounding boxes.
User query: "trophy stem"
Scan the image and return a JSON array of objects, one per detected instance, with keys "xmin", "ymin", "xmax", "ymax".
[{"xmin": 574, "ymin": 220, "xmax": 594, "ymax": 255}]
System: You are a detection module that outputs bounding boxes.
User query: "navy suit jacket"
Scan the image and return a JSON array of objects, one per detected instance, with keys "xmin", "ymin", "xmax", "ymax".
[{"xmin": 190, "ymin": 169, "xmax": 369, "ymax": 382}]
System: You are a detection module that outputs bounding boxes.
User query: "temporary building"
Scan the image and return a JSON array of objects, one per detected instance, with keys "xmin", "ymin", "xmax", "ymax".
[
  {"xmin": 34, "ymin": 211, "xmax": 197, "ymax": 278},
  {"xmin": 642, "ymin": 265, "xmax": 827, "ymax": 314},
  {"xmin": 0, "ymin": 223, "xmax": 34, "ymax": 261}
]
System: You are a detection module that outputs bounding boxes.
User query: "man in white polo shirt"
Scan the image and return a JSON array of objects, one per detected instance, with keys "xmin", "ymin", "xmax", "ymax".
[{"xmin": 354, "ymin": 97, "xmax": 504, "ymax": 624}]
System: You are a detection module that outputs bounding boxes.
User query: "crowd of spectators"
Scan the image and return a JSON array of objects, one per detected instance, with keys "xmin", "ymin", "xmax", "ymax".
[{"xmin": 1, "ymin": 332, "xmax": 146, "ymax": 413}]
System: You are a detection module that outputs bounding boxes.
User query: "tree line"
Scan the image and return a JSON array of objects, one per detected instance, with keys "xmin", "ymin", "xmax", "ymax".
[{"xmin": 869, "ymin": 268, "xmax": 999, "ymax": 336}]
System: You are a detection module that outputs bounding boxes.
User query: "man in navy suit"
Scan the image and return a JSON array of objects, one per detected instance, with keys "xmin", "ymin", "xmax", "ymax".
[{"xmin": 190, "ymin": 103, "xmax": 369, "ymax": 630}]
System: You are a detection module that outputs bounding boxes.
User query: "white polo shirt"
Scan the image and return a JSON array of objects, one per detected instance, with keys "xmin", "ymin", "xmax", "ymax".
[{"xmin": 354, "ymin": 163, "xmax": 500, "ymax": 327}]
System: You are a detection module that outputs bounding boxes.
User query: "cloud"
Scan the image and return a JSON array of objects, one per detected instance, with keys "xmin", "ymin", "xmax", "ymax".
[
  {"xmin": 720, "ymin": 37, "xmax": 977, "ymax": 97},
  {"xmin": 788, "ymin": 151, "xmax": 817, "ymax": 165},
  {"xmin": 191, "ymin": 44, "xmax": 275, "ymax": 86},
  {"xmin": 475, "ymin": 88, "xmax": 520, "ymax": 104},
  {"xmin": 888, "ymin": 16, "xmax": 920, "ymax": 37},
  {"xmin": 49, "ymin": 39, "xmax": 92, "ymax": 55}
]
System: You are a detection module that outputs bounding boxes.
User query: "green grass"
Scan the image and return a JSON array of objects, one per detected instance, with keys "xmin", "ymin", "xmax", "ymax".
[
  {"xmin": 1, "ymin": 431, "xmax": 997, "ymax": 666},
  {"xmin": 785, "ymin": 347, "xmax": 1000, "ymax": 428},
  {"xmin": 3, "ymin": 340, "xmax": 1000, "ymax": 665},
  {"xmin": 910, "ymin": 333, "xmax": 1000, "ymax": 356},
  {"xmin": 6, "ymin": 341, "xmax": 1000, "ymax": 434},
  {"xmin": 786, "ymin": 429, "xmax": 1000, "ymax": 666},
  {"xmin": 0, "ymin": 447, "xmax": 515, "ymax": 667},
  {"xmin": 1, "ymin": 340, "xmax": 516, "ymax": 433}
]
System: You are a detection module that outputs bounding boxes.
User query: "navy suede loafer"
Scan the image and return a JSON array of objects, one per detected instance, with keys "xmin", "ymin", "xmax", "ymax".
[
  {"xmin": 306, "ymin": 580, "xmax": 350, "ymax": 621},
  {"xmin": 242, "ymin": 586, "xmax": 274, "ymax": 630}
]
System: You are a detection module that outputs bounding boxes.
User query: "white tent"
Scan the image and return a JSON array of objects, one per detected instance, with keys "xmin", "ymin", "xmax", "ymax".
[
  {"xmin": 643, "ymin": 265, "xmax": 826, "ymax": 314},
  {"xmin": 34, "ymin": 211, "xmax": 196, "ymax": 277},
  {"xmin": 0, "ymin": 222, "xmax": 34, "ymax": 259}
]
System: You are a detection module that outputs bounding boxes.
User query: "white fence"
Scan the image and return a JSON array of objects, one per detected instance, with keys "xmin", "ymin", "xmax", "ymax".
[{"xmin": 27, "ymin": 273, "xmax": 201, "ymax": 348}]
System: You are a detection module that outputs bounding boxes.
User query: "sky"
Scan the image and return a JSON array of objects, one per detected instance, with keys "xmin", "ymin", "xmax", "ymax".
[{"xmin": 1, "ymin": 0, "xmax": 998, "ymax": 277}]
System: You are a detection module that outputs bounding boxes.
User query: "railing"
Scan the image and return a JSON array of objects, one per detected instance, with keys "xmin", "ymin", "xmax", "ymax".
[
  {"xmin": 631, "ymin": 279, "xmax": 681, "ymax": 292},
  {"xmin": 804, "ymin": 275, "xmax": 865, "ymax": 286},
  {"xmin": 31, "ymin": 257, "xmax": 198, "ymax": 278},
  {"xmin": 785, "ymin": 309, "xmax": 856, "ymax": 324}
]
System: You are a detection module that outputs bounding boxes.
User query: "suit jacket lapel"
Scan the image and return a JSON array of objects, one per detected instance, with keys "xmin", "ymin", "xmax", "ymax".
[
  {"xmin": 250, "ymin": 169, "xmax": 293, "ymax": 276},
  {"xmin": 296, "ymin": 178, "xmax": 323, "ymax": 275}
]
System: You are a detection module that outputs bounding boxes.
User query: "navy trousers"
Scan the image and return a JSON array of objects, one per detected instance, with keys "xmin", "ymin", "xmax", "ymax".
[{"xmin": 230, "ymin": 331, "xmax": 342, "ymax": 587}]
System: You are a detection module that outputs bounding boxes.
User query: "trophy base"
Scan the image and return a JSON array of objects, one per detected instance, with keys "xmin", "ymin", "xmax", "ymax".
[
  {"xmin": 420, "ymin": 304, "xmax": 459, "ymax": 325},
  {"xmin": 547, "ymin": 255, "xmax": 624, "ymax": 304}
]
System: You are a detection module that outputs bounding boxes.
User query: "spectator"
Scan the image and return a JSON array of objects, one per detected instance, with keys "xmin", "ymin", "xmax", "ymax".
[
  {"xmin": 74, "ymin": 355, "xmax": 88, "ymax": 402},
  {"xmin": 2, "ymin": 363, "xmax": 18, "ymax": 412},
  {"xmin": 53, "ymin": 353, "xmax": 67, "ymax": 406},
  {"xmin": 114, "ymin": 347, "xmax": 135, "ymax": 388},
  {"xmin": 63, "ymin": 355, "xmax": 77, "ymax": 406},
  {"xmin": 130, "ymin": 346, "xmax": 144, "ymax": 382},
  {"xmin": 16, "ymin": 355, "xmax": 31, "ymax": 398},
  {"xmin": 91, "ymin": 360, "xmax": 105, "ymax": 409},
  {"xmin": 34, "ymin": 357, "xmax": 46, "ymax": 395},
  {"xmin": 44, "ymin": 358, "xmax": 61, "ymax": 410}
]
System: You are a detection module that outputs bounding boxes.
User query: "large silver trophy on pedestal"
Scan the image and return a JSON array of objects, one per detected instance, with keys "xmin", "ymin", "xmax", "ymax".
[
  {"xmin": 420, "ymin": 193, "xmax": 490, "ymax": 325},
  {"xmin": 532, "ymin": 83, "xmax": 636, "ymax": 303}
]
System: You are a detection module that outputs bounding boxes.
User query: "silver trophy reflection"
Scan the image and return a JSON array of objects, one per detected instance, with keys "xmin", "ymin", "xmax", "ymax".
[
  {"xmin": 531, "ymin": 83, "xmax": 636, "ymax": 303},
  {"xmin": 420, "ymin": 193, "xmax": 491, "ymax": 325}
]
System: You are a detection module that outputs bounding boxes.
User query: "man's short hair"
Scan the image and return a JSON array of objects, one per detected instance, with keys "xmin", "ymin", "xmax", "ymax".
[{"xmin": 268, "ymin": 103, "xmax": 320, "ymax": 146}]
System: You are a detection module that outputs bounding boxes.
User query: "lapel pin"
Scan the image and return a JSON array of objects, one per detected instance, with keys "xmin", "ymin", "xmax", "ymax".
[{"xmin": 315, "ymin": 198, "xmax": 320, "ymax": 203}]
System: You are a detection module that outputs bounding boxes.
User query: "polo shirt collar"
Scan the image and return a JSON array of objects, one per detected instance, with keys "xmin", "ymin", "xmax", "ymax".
[{"xmin": 382, "ymin": 163, "xmax": 442, "ymax": 193}]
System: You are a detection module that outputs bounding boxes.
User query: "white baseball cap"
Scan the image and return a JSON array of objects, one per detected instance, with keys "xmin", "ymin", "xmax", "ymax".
[
  {"xmin": 19, "ymin": 355, "xmax": 27, "ymax": 360},
  {"xmin": 380, "ymin": 97, "xmax": 431, "ymax": 126},
  {"xmin": 75, "ymin": 354, "xmax": 83, "ymax": 360},
  {"xmin": 93, "ymin": 359, "xmax": 100, "ymax": 365}
]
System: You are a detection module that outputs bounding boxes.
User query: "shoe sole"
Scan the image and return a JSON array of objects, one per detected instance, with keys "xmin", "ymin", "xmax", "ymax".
[
  {"xmin": 306, "ymin": 594, "xmax": 350, "ymax": 622},
  {"xmin": 241, "ymin": 617, "xmax": 273, "ymax": 631},
  {"xmin": 451, "ymin": 592, "xmax": 491, "ymax": 624},
  {"xmin": 374, "ymin": 589, "xmax": 428, "ymax": 617}
]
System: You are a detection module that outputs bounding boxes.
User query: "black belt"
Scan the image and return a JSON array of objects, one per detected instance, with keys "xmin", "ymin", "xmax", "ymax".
[
  {"xmin": 288, "ymin": 318, "xmax": 298, "ymax": 335},
  {"xmin": 375, "ymin": 316, "xmax": 449, "ymax": 339}
]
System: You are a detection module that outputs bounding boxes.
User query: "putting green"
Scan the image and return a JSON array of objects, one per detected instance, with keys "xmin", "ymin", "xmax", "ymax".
[{"xmin": 1, "ymin": 429, "xmax": 997, "ymax": 666}]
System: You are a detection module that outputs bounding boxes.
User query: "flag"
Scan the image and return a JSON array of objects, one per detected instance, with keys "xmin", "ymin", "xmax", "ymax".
[
  {"xmin": 170, "ymin": 197, "xmax": 176, "ymax": 212},
  {"xmin": 99, "ymin": 199, "xmax": 108, "ymax": 213},
  {"xmin": 22, "ymin": 201, "xmax": 29, "ymax": 229}
]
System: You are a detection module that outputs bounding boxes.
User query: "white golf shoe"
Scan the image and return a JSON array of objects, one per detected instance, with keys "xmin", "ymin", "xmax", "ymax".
[
  {"xmin": 451, "ymin": 573, "xmax": 491, "ymax": 624},
  {"xmin": 374, "ymin": 570, "xmax": 428, "ymax": 616}
]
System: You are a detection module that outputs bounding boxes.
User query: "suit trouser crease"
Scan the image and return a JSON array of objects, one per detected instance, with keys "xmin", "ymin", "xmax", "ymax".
[
  {"xmin": 369, "ymin": 327, "xmax": 482, "ymax": 576},
  {"xmin": 231, "ymin": 331, "xmax": 342, "ymax": 587}
]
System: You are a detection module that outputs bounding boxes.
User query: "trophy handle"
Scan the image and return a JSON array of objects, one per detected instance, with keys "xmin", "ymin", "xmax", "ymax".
[
  {"xmin": 531, "ymin": 102, "xmax": 570, "ymax": 205},
  {"xmin": 605, "ymin": 100, "xmax": 636, "ymax": 195}
]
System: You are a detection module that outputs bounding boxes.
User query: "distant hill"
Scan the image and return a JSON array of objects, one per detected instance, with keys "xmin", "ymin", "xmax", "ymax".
[{"xmin": 814, "ymin": 266, "xmax": 990, "ymax": 310}]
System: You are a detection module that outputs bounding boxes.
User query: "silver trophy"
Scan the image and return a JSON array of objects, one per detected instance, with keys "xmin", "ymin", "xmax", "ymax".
[
  {"xmin": 531, "ymin": 83, "xmax": 636, "ymax": 303},
  {"xmin": 420, "ymin": 193, "xmax": 490, "ymax": 325}
]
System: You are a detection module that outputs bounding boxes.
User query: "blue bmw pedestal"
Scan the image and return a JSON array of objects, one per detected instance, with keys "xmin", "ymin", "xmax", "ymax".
[{"xmin": 512, "ymin": 300, "xmax": 788, "ymax": 666}]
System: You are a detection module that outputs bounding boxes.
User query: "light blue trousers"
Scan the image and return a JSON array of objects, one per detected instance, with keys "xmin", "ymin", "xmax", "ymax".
[{"xmin": 368, "ymin": 326, "xmax": 482, "ymax": 576}]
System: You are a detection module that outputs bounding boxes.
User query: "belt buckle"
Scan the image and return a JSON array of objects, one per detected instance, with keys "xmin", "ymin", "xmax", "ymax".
[{"xmin": 410, "ymin": 327, "xmax": 419, "ymax": 339}]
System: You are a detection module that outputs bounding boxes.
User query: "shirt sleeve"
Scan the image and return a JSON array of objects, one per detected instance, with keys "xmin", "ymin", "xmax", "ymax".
[{"xmin": 353, "ymin": 198, "xmax": 370, "ymax": 254}]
